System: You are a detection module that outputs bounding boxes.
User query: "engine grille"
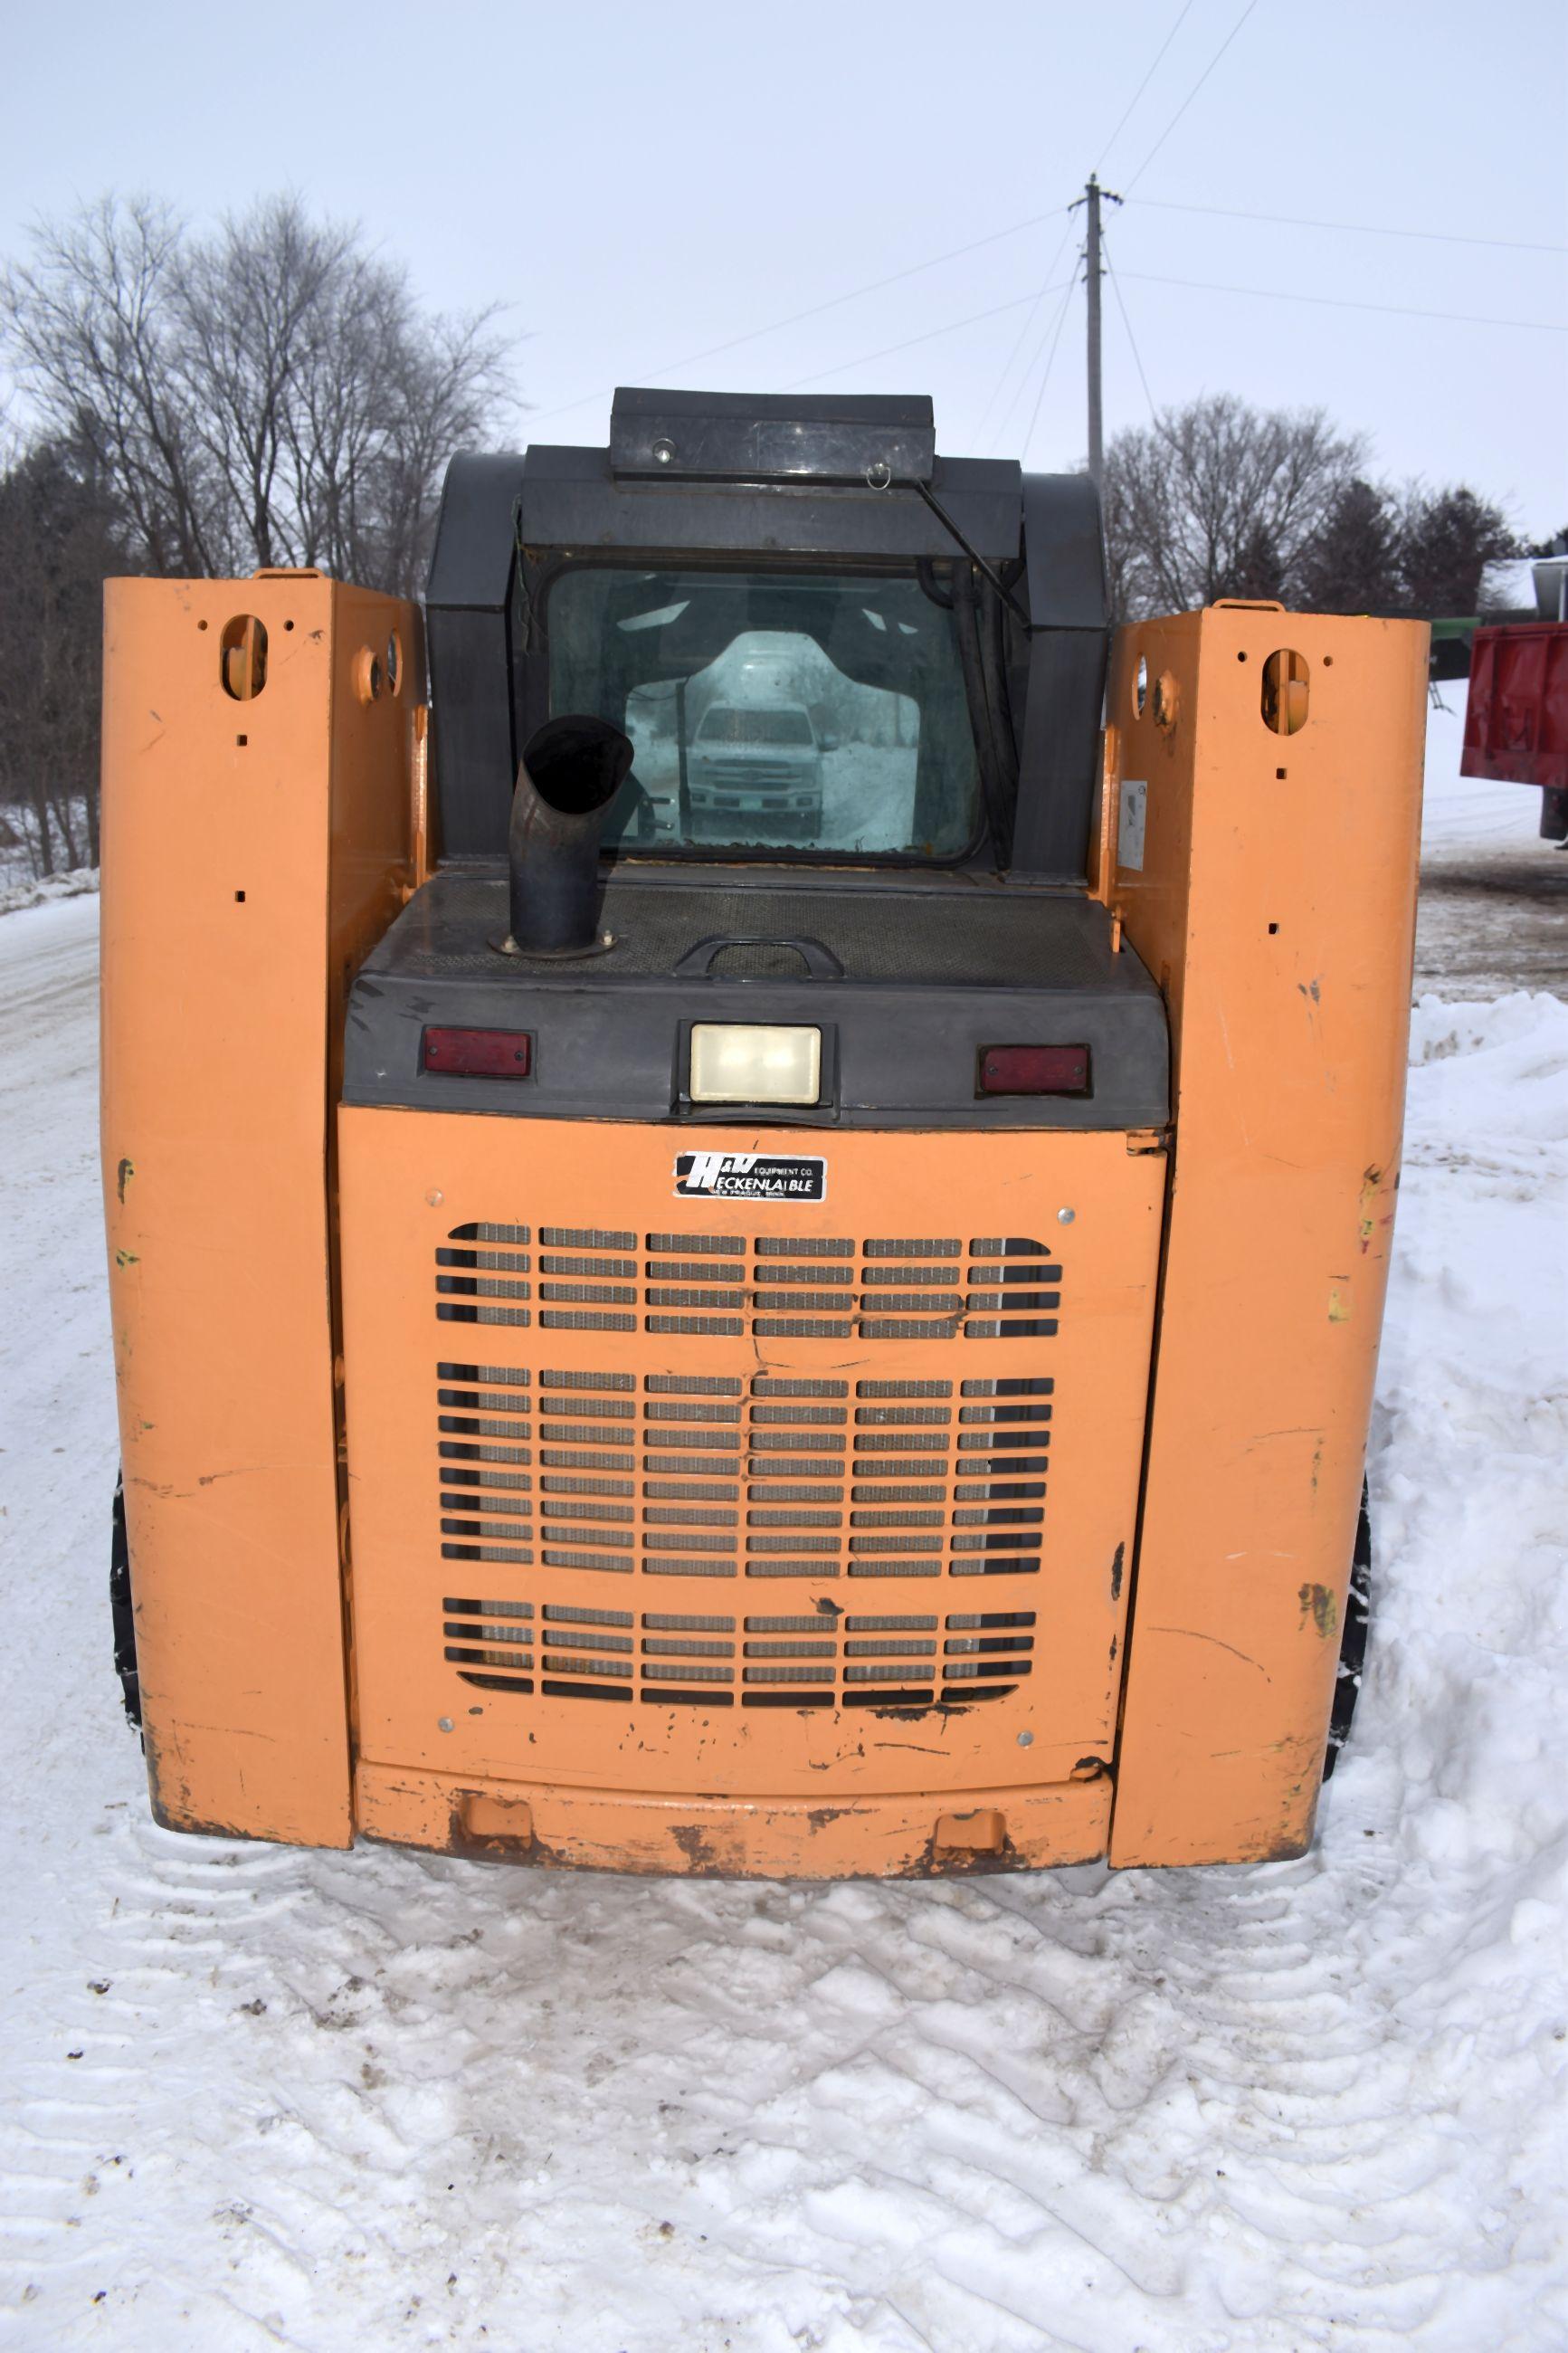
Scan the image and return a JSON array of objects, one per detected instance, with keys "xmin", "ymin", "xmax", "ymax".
[
  {"xmin": 693, "ymin": 759, "xmax": 811, "ymax": 791},
  {"xmin": 441, "ymin": 1595, "xmax": 1036, "ymax": 1710},
  {"xmin": 435, "ymin": 1357, "xmax": 1050, "ymax": 1710},
  {"xmin": 435, "ymin": 1224, "xmax": 1061, "ymax": 1344}
]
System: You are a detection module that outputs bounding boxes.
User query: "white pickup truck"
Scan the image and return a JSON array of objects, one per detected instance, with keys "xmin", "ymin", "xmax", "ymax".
[{"xmin": 686, "ymin": 700, "xmax": 825, "ymax": 839}]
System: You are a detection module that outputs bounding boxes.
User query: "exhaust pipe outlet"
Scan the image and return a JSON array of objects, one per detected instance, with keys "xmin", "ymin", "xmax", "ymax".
[{"xmin": 502, "ymin": 715, "xmax": 633, "ymax": 957}]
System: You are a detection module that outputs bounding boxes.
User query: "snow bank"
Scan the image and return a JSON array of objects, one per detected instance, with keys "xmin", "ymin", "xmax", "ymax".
[
  {"xmin": 1, "ymin": 927, "xmax": 1564, "ymax": 2349},
  {"xmin": 0, "ymin": 865, "xmax": 100, "ymax": 919}
]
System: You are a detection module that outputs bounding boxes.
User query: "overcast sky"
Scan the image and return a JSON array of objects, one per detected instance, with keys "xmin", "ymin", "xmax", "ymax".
[{"xmin": 5, "ymin": 0, "xmax": 1565, "ymax": 535}]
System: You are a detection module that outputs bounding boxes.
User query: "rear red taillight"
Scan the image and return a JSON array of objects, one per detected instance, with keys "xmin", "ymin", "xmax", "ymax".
[
  {"xmin": 422, "ymin": 1027, "xmax": 532, "ymax": 1078},
  {"xmin": 978, "ymin": 1044, "xmax": 1090, "ymax": 1097}
]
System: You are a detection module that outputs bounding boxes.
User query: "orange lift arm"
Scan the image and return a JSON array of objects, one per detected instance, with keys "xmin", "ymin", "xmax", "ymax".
[
  {"xmin": 100, "ymin": 574, "xmax": 420, "ymax": 1846},
  {"xmin": 1107, "ymin": 603, "xmax": 1427, "ymax": 1865}
]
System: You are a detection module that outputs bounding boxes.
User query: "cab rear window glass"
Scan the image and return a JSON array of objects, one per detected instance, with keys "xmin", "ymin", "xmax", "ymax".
[{"xmin": 544, "ymin": 566, "xmax": 982, "ymax": 862}]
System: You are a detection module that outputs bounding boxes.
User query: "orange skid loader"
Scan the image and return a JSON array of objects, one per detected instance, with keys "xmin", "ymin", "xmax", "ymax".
[{"xmin": 100, "ymin": 391, "xmax": 1425, "ymax": 1877}]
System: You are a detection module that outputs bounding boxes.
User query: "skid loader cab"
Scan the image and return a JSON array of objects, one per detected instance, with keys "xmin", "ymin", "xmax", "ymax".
[{"xmin": 100, "ymin": 390, "xmax": 1428, "ymax": 1876}]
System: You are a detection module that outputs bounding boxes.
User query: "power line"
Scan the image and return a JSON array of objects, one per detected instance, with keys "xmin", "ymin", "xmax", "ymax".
[
  {"xmin": 974, "ymin": 223, "xmax": 1076, "ymax": 447},
  {"xmin": 519, "ymin": 203, "xmax": 1076, "ymax": 427},
  {"xmin": 994, "ymin": 263, "xmax": 1081, "ymax": 456},
  {"xmin": 1021, "ymin": 272, "xmax": 1081, "ymax": 462},
  {"xmin": 1129, "ymin": 195, "xmax": 1568, "ymax": 257},
  {"xmin": 1116, "ymin": 267, "xmax": 1568, "ymax": 331},
  {"xmin": 1097, "ymin": 0, "xmax": 1198, "ymax": 167},
  {"xmin": 1123, "ymin": 0, "xmax": 1260, "ymax": 194},
  {"xmin": 1103, "ymin": 238, "xmax": 1158, "ymax": 422},
  {"xmin": 781, "ymin": 283, "xmax": 1073, "ymax": 392}
]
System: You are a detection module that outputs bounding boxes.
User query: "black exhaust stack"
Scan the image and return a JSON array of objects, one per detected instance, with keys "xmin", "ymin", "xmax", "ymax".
[{"xmin": 502, "ymin": 715, "xmax": 633, "ymax": 957}]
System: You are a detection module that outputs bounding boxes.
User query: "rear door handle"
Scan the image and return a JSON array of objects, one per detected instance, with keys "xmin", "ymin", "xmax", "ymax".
[{"xmin": 672, "ymin": 934, "xmax": 845, "ymax": 980}]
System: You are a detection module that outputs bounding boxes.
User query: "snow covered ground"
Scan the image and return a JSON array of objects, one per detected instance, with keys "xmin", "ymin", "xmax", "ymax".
[{"xmin": 1, "ymin": 717, "xmax": 1565, "ymax": 2348}]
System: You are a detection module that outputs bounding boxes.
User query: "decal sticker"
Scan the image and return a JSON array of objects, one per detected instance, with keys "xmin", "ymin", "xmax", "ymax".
[
  {"xmin": 1118, "ymin": 776, "xmax": 1148, "ymax": 872},
  {"xmin": 675, "ymin": 1151, "xmax": 827, "ymax": 1202}
]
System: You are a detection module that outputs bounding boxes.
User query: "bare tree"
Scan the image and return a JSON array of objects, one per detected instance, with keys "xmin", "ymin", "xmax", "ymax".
[
  {"xmin": 2, "ymin": 193, "xmax": 516, "ymax": 595},
  {"xmin": 1103, "ymin": 394, "xmax": 1366, "ymax": 618},
  {"xmin": 0, "ymin": 199, "xmax": 215, "ymax": 576}
]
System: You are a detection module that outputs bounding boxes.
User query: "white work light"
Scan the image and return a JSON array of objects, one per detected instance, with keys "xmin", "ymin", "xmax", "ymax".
[{"xmin": 689, "ymin": 1024, "xmax": 822, "ymax": 1106}]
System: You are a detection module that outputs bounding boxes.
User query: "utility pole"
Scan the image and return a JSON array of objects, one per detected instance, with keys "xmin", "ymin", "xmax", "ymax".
[
  {"xmin": 1073, "ymin": 173, "xmax": 1122, "ymax": 489},
  {"xmin": 1086, "ymin": 175, "xmax": 1106, "ymax": 488}
]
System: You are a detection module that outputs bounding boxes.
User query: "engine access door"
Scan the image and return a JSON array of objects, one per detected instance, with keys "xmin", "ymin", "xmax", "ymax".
[{"xmin": 338, "ymin": 1113, "xmax": 1164, "ymax": 1806}]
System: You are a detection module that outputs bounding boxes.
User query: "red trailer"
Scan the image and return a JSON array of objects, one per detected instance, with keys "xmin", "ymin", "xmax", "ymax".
[{"xmin": 1463, "ymin": 620, "xmax": 1568, "ymax": 842}]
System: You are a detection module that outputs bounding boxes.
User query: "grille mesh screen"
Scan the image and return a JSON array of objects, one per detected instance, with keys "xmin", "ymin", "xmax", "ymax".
[
  {"xmin": 432, "ymin": 1221, "xmax": 1056, "ymax": 1713},
  {"xmin": 434, "ymin": 1226, "xmax": 1061, "ymax": 1344},
  {"xmin": 441, "ymin": 1579, "xmax": 1037, "ymax": 1709},
  {"xmin": 436, "ymin": 1352, "xmax": 1049, "ymax": 1709}
]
